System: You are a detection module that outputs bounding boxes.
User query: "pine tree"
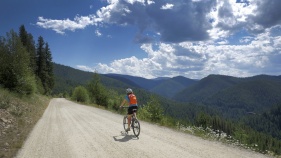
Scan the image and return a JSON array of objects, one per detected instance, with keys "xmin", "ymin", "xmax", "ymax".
[
  {"xmin": 44, "ymin": 42, "xmax": 54, "ymax": 94},
  {"xmin": 0, "ymin": 34, "xmax": 10, "ymax": 86},
  {"xmin": 36, "ymin": 36, "xmax": 46, "ymax": 78},
  {"xmin": 19, "ymin": 25, "xmax": 37, "ymax": 73},
  {"xmin": 36, "ymin": 36, "xmax": 48, "ymax": 94},
  {"xmin": 27, "ymin": 33, "xmax": 37, "ymax": 73},
  {"xmin": 19, "ymin": 25, "xmax": 28, "ymax": 46}
]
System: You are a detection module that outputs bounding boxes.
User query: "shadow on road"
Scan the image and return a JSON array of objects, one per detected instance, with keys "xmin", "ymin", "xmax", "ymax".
[{"xmin": 113, "ymin": 131, "xmax": 139, "ymax": 142}]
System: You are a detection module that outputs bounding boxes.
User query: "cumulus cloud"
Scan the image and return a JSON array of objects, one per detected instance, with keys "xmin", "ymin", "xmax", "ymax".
[
  {"xmin": 36, "ymin": 15, "xmax": 100, "ymax": 34},
  {"xmin": 36, "ymin": 0, "xmax": 216, "ymax": 42},
  {"xmin": 76, "ymin": 65, "xmax": 95, "ymax": 72},
  {"xmin": 160, "ymin": 3, "xmax": 174, "ymax": 10},
  {"xmin": 249, "ymin": 0, "xmax": 281, "ymax": 29},
  {"xmin": 208, "ymin": 0, "xmax": 281, "ymax": 38},
  {"xmin": 77, "ymin": 27, "xmax": 281, "ymax": 79},
  {"xmin": 36, "ymin": 0, "xmax": 281, "ymax": 42},
  {"xmin": 36, "ymin": 0, "xmax": 281, "ymax": 78}
]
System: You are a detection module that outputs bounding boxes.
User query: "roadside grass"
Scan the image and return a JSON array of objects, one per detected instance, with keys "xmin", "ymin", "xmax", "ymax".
[{"xmin": 0, "ymin": 88, "xmax": 50, "ymax": 158}]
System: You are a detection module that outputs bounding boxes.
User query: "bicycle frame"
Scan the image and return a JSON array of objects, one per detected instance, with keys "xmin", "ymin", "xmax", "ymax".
[{"xmin": 121, "ymin": 106, "xmax": 140, "ymax": 137}]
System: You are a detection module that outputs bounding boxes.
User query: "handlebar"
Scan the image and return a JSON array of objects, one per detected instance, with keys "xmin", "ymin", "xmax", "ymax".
[
  {"xmin": 120, "ymin": 106, "xmax": 137, "ymax": 112},
  {"xmin": 120, "ymin": 106, "xmax": 129, "ymax": 109},
  {"xmin": 120, "ymin": 106, "xmax": 129, "ymax": 108}
]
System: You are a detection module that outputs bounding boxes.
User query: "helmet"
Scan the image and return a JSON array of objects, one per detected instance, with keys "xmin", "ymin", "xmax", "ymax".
[{"xmin": 126, "ymin": 88, "xmax": 133, "ymax": 94}]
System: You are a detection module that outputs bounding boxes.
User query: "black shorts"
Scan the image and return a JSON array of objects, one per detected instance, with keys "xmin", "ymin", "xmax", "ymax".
[{"xmin": 128, "ymin": 106, "xmax": 138, "ymax": 115}]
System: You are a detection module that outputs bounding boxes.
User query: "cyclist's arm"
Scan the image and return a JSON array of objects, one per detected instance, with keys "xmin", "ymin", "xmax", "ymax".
[{"xmin": 120, "ymin": 99, "xmax": 127, "ymax": 107}]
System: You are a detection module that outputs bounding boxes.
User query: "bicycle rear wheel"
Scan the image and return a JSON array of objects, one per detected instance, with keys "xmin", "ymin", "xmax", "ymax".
[
  {"xmin": 132, "ymin": 118, "xmax": 140, "ymax": 137},
  {"xmin": 123, "ymin": 116, "xmax": 128, "ymax": 131}
]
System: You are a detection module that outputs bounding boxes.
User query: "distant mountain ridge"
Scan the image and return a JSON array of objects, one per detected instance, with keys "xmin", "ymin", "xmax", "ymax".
[
  {"xmin": 104, "ymin": 74, "xmax": 197, "ymax": 98},
  {"xmin": 104, "ymin": 73, "xmax": 166, "ymax": 90}
]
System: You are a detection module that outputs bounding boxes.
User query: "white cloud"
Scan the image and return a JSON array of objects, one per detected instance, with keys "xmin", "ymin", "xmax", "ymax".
[
  {"xmin": 76, "ymin": 65, "xmax": 95, "ymax": 72},
  {"xmin": 125, "ymin": 0, "xmax": 145, "ymax": 5},
  {"xmin": 206, "ymin": 0, "xmax": 256, "ymax": 40},
  {"xmin": 36, "ymin": 0, "xmax": 215, "ymax": 42},
  {"xmin": 239, "ymin": 36, "xmax": 253, "ymax": 43},
  {"xmin": 36, "ymin": 15, "xmax": 99, "ymax": 34},
  {"xmin": 217, "ymin": 39, "xmax": 229, "ymax": 45},
  {"xmin": 38, "ymin": 0, "xmax": 281, "ymax": 78},
  {"xmin": 76, "ymin": 28, "xmax": 281, "ymax": 79},
  {"xmin": 37, "ymin": 0, "xmax": 281, "ymax": 43},
  {"xmin": 160, "ymin": 3, "xmax": 174, "ymax": 10},
  {"xmin": 147, "ymin": 0, "xmax": 155, "ymax": 5},
  {"xmin": 95, "ymin": 29, "xmax": 102, "ymax": 36}
]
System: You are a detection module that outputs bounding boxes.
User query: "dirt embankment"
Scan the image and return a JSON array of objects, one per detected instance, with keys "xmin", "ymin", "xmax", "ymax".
[
  {"xmin": 0, "ymin": 92, "xmax": 49, "ymax": 158},
  {"xmin": 16, "ymin": 98, "xmax": 272, "ymax": 158}
]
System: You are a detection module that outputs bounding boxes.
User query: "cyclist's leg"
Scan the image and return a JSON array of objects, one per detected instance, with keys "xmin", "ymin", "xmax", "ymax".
[
  {"xmin": 133, "ymin": 106, "xmax": 138, "ymax": 118},
  {"xmin": 127, "ymin": 107, "xmax": 133, "ymax": 131},
  {"xmin": 127, "ymin": 114, "xmax": 132, "ymax": 129}
]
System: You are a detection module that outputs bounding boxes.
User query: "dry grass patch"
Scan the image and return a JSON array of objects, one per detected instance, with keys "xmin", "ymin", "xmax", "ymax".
[{"xmin": 0, "ymin": 88, "xmax": 50, "ymax": 158}]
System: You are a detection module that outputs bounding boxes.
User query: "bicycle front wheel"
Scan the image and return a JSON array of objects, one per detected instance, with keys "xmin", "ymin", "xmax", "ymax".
[
  {"xmin": 132, "ymin": 119, "xmax": 140, "ymax": 137},
  {"xmin": 123, "ymin": 116, "xmax": 128, "ymax": 131}
]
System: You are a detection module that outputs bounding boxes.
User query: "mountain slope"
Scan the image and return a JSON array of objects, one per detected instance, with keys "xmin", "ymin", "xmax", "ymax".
[
  {"xmin": 174, "ymin": 74, "xmax": 281, "ymax": 119},
  {"xmin": 174, "ymin": 75, "xmax": 242, "ymax": 102},
  {"xmin": 53, "ymin": 63, "xmax": 163, "ymax": 105},
  {"xmin": 53, "ymin": 63, "xmax": 93, "ymax": 94},
  {"xmin": 151, "ymin": 76, "xmax": 197, "ymax": 98},
  {"xmin": 53, "ymin": 63, "xmax": 138, "ymax": 94}
]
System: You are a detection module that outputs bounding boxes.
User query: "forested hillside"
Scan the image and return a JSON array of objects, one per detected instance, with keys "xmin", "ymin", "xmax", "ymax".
[
  {"xmin": 174, "ymin": 74, "xmax": 281, "ymax": 118},
  {"xmin": 244, "ymin": 104, "xmax": 281, "ymax": 140},
  {"xmin": 150, "ymin": 76, "xmax": 197, "ymax": 98}
]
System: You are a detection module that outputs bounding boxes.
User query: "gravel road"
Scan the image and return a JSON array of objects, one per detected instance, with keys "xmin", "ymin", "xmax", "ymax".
[{"xmin": 16, "ymin": 98, "xmax": 272, "ymax": 158}]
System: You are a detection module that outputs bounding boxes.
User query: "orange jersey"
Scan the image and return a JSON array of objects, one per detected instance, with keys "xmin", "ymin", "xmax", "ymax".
[{"xmin": 127, "ymin": 94, "xmax": 137, "ymax": 105}]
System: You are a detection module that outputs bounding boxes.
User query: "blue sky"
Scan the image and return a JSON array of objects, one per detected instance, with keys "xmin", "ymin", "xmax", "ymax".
[{"xmin": 1, "ymin": 0, "xmax": 281, "ymax": 79}]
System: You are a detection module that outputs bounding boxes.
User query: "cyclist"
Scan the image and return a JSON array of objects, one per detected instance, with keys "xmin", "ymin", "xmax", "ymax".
[{"xmin": 120, "ymin": 88, "xmax": 138, "ymax": 132}]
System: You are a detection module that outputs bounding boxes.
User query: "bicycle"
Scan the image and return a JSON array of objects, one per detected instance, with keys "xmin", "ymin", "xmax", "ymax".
[{"xmin": 121, "ymin": 106, "xmax": 141, "ymax": 137}]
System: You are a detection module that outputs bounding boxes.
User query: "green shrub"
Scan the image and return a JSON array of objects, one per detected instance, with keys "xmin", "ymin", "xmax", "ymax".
[
  {"xmin": 138, "ymin": 95, "xmax": 164, "ymax": 123},
  {"xmin": 87, "ymin": 73, "xmax": 108, "ymax": 107},
  {"xmin": 72, "ymin": 86, "xmax": 89, "ymax": 103},
  {"xmin": 14, "ymin": 75, "xmax": 36, "ymax": 95}
]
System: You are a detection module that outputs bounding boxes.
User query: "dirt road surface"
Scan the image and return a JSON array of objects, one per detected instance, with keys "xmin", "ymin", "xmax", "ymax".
[{"xmin": 16, "ymin": 98, "xmax": 271, "ymax": 158}]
